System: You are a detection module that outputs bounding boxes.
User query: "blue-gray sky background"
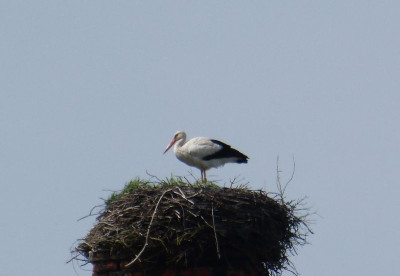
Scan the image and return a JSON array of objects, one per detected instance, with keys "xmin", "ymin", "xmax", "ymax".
[{"xmin": 1, "ymin": 1, "xmax": 399, "ymax": 275}]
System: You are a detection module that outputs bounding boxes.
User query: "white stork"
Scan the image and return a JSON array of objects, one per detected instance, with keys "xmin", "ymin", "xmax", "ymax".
[{"xmin": 163, "ymin": 131, "xmax": 248, "ymax": 182}]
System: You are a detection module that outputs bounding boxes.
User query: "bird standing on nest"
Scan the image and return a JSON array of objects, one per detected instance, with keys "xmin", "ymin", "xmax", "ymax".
[{"xmin": 164, "ymin": 131, "xmax": 249, "ymax": 182}]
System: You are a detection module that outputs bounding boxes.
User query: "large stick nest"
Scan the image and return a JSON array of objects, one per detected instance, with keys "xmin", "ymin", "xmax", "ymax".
[{"xmin": 73, "ymin": 178, "xmax": 311, "ymax": 275}]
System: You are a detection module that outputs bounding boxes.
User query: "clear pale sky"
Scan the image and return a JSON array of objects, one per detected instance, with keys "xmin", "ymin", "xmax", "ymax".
[{"xmin": 1, "ymin": 1, "xmax": 399, "ymax": 275}]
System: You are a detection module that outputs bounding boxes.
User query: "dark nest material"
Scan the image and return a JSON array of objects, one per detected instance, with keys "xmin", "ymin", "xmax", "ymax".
[{"xmin": 72, "ymin": 180, "xmax": 312, "ymax": 275}]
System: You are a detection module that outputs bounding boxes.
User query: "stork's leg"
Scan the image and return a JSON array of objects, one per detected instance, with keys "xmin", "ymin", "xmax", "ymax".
[{"xmin": 200, "ymin": 169, "xmax": 207, "ymax": 183}]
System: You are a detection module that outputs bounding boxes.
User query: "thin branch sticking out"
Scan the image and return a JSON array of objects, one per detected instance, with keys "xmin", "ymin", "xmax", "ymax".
[{"xmin": 211, "ymin": 202, "xmax": 221, "ymax": 259}]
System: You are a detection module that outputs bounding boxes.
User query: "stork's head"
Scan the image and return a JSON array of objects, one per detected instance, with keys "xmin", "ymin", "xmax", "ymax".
[{"xmin": 163, "ymin": 131, "xmax": 186, "ymax": 154}]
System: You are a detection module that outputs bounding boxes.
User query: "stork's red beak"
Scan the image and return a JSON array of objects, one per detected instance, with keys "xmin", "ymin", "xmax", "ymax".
[{"xmin": 163, "ymin": 138, "xmax": 176, "ymax": 154}]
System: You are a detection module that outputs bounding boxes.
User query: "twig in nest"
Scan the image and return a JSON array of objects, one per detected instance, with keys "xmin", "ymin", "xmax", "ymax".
[
  {"xmin": 173, "ymin": 186, "xmax": 194, "ymax": 205},
  {"xmin": 284, "ymin": 156, "xmax": 296, "ymax": 193},
  {"xmin": 146, "ymin": 170, "xmax": 164, "ymax": 184},
  {"xmin": 276, "ymin": 156, "xmax": 296, "ymax": 204},
  {"xmin": 77, "ymin": 204, "xmax": 105, "ymax": 221},
  {"xmin": 124, "ymin": 189, "xmax": 171, "ymax": 267},
  {"xmin": 211, "ymin": 202, "xmax": 221, "ymax": 259}
]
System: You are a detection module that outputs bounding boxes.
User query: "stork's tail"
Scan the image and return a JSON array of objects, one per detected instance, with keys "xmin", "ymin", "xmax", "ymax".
[{"xmin": 235, "ymin": 151, "xmax": 248, "ymax": 164}]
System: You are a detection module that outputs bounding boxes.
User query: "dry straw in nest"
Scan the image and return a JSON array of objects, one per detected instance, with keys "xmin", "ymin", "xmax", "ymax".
[{"xmin": 72, "ymin": 177, "xmax": 312, "ymax": 276}]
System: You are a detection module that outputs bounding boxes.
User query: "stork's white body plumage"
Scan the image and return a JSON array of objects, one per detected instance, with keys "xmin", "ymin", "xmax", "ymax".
[{"xmin": 164, "ymin": 131, "xmax": 248, "ymax": 182}]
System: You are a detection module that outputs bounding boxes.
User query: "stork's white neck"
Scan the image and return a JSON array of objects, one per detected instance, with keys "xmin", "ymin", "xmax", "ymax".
[{"xmin": 174, "ymin": 137, "xmax": 186, "ymax": 151}]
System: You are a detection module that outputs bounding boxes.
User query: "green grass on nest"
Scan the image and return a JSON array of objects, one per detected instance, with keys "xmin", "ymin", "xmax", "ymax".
[{"xmin": 106, "ymin": 176, "xmax": 221, "ymax": 205}]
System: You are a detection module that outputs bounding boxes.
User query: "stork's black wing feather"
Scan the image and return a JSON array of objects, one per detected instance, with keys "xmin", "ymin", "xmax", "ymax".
[{"xmin": 202, "ymin": 139, "xmax": 248, "ymax": 163}]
